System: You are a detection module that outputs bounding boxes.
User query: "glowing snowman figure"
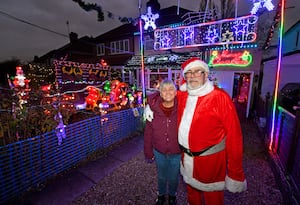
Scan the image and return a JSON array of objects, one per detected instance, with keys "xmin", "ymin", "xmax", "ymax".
[{"xmin": 141, "ymin": 7, "xmax": 159, "ymax": 30}]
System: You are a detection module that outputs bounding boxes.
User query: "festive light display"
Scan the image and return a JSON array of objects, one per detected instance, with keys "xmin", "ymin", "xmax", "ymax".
[
  {"xmin": 269, "ymin": 0, "xmax": 285, "ymax": 152},
  {"xmin": 8, "ymin": 66, "xmax": 31, "ymax": 106},
  {"xmin": 208, "ymin": 50, "xmax": 253, "ymax": 67},
  {"xmin": 54, "ymin": 59, "xmax": 109, "ymax": 92},
  {"xmin": 141, "ymin": 6, "xmax": 159, "ymax": 30},
  {"xmin": 54, "ymin": 111, "xmax": 66, "ymax": 145},
  {"xmin": 139, "ymin": 16, "xmax": 147, "ymax": 107},
  {"xmin": 154, "ymin": 15, "xmax": 258, "ymax": 50},
  {"xmin": 250, "ymin": 0, "xmax": 274, "ymax": 15},
  {"xmin": 85, "ymin": 80, "xmax": 142, "ymax": 113},
  {"xmin": 207, "ymin": 43, "xmax": 258, "ymax": 51},
  {"xmin": 85, "ymin": 86, "xmax": 102, "ymax": 112}
]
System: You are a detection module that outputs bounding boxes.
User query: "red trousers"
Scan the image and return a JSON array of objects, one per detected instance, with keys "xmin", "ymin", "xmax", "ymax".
[{"xmin": 187, "ymin": 185, "xmax": 224, "ymax": 205}]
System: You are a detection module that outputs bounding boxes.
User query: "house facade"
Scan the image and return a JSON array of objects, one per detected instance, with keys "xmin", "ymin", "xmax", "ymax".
[{"xmin": 36, "ymin": 5, "xmax": 265, "ymax": 117}]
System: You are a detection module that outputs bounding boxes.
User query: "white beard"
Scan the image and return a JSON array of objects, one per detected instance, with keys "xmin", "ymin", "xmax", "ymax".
[{"xmin": 187, "ymin": 80, "xmax": 214, "ymax": 96}]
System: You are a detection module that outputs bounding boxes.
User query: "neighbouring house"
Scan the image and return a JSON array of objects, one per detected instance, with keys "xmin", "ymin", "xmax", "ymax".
[
  {"xmin": 34, "ymin": 32, "xmax": 96, "ymax": 64},
  {"xmin": 260, "ymin": 19, "xmax": 300, "ymax": 105}
]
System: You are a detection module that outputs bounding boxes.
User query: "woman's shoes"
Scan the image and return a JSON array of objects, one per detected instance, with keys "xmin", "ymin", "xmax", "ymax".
[
  {"xmin": 155, "ymin": 195, "xmax": 165, "ymax": 205},
  {"xmin": 155, "ymin": 194, "xmax": 177, "ymax": 205},
  {"xmin": 168, "ymin": 195, "xmax": 177, "ymax": 205},
  {"xmin": 155, "ymin": 195, "xmax": 177, "ymax": 205}
]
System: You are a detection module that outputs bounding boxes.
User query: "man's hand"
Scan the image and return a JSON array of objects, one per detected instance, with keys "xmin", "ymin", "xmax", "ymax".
[{"xmin": 144, "ymin": 104, "xmax": 154, "ymax": 122}]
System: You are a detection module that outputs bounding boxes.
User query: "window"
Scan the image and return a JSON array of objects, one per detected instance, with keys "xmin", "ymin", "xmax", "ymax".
[
  {"xmin": 96, "ymin": 43, "xmax": 105, "ymax": 56},
  {"xmin": 110, "ymin": 39, "xmax": 130, "ymax": 54},
  {"xmin": 144, "ymin": 35, "xmax": 154, "ymax": 50}
]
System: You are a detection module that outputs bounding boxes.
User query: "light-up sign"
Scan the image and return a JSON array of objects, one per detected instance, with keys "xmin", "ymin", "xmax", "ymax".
[
  {"xmin": 208, "ymin": 50, "xmax": 253, "ymax": 67},
  {"xmin": 154, "ymin": 15, "xmax": 258, "ymax": 50}
]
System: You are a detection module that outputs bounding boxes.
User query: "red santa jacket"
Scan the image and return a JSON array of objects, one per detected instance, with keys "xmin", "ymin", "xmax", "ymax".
[{"xmin": 177, "ymin": 83, "xmax": 247, "ymax": 193}]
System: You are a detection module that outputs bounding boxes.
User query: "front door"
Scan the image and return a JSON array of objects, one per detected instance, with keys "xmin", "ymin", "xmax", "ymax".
[{"xmin": 232, "ymin": 72, "xmax": 253, "ymax": 118}]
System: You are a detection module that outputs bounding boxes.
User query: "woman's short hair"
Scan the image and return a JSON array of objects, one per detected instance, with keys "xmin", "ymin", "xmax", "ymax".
[{"xmin": 159, "ymin": 79, "xmax": 177, "ymax": 92}]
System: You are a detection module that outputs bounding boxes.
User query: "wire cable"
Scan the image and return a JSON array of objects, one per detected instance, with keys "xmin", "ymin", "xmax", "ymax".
[{"xmin": 0, "ymin": 9, "xmax": 68, "ymax": 38}]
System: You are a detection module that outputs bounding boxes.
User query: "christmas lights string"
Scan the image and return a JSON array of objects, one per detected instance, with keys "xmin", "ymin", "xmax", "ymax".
[{"xmin": 263, "ymin": 1, "xmax": 281, "ymax": 50}]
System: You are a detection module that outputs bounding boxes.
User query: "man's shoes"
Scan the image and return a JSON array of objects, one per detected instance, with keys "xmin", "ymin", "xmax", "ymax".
[
  {"xmin": 155, "ymin": 195, "xmax": 165, "ymax": 205},
  {"xmin": 168, "ymin": 195, "xmax": 177, "ymax": 205}
]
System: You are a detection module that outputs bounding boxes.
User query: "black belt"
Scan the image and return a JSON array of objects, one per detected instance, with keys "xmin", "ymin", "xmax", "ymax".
[{"xmin": 179, "ymin": 144, "xmax": 213, "ymax": 157}]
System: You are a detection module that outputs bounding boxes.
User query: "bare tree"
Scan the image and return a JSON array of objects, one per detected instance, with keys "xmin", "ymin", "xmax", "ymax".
[{"xmin": 198, "ymin": 0, "xmax": 235, "ymax": 20}]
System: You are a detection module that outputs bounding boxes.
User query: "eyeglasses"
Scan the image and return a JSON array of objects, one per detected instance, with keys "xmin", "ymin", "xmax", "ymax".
[{"xmin": 184, "ymin": 70, "xmax": 205, "ymax": 78}]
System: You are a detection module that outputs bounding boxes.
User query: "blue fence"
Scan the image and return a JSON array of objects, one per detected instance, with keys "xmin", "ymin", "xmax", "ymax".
[
  {"xmin": 262, "ymin": 104, "xmax": 300, "ymax": 204},
  {"xmin": 0, "ymin": 108, "xmax": 144, "ymax": 203}
]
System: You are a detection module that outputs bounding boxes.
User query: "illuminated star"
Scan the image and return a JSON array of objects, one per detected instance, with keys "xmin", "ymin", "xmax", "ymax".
[
  {"xmin": 222, "ymin": 30, "xmax": 234, "ymax": 43},
  {"xmin": 183, "ymin": 27, "xmax": 194, "ymax": 41},
  {"xmin": 161, "ymin": 34, "xmax": 171, "ymax": 48},
  {"xmin": 206, "ymin": 27, "xmax": 219, "ymax": 43},
  {"xmin": 141, "ymin": 7, "xmax": 159, "ymax": 30},
  {"xmin": 233, "ymin": 20, "xmax": 248, "ymax": 36}
]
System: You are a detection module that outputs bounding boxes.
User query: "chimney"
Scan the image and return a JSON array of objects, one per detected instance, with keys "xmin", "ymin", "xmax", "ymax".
[{"xmin": 69, "ymin": 32, "xmax": 78, "ymax": 44}]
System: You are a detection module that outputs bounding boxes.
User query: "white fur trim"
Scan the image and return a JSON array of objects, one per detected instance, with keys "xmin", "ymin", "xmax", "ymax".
[
  {"xmin": 179, "ymin": 83, "xmax": 187, "ymax": 91},
  {"xmin": 187, "ymin": 80, "xmax": 214, "ymax": 96},
  {"xmin": 225, "ymin": 175, "xmax": 247, "ymax": 193},
  {"xmin": 180, "ymin": 153, "xmax": 225, "ymax": 191},
  {"xmin": 178, "ymin": 96, "xmax": 198, "ymax": 148},
  {"xmin": 182, "ymin": 60, "xmax": 209, "ymax": 74}
]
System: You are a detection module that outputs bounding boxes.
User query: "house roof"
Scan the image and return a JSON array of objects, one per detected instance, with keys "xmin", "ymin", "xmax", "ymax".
[{"xmin": 35, "ymin": 35, "xmax": 95, "ymax": 63}]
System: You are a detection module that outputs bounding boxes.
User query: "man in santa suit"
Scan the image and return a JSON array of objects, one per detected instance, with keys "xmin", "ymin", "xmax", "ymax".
[{"xmin": 177, "ymin": 57, "xmax": 247, "ymax": 204}]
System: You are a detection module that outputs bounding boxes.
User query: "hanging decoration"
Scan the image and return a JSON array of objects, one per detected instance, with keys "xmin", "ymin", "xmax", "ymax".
[
  {"xmin": 72, "ymin": 0, "xmax": 138, "ymax": 24},
  {"xmin": 141, "ymin": 7, "xmax": 159, "ymax": 30},
  {"xmin": 250, "ymin": 0, "xmax": 274, "ymax": 15},
  {"xmin": 208, "ymin": 50, "xmax": 253, "ymax": 67},
  {"xmin": 263, "ymin": 2, "xmax": 281, "ymax": 50},
  {"xmin": 154, "ymin": 15, "xmax": 258, "ymax": 50},
  {"xmin": 54, "ymin": 111, "xmax": 66, "ymax": 145}
]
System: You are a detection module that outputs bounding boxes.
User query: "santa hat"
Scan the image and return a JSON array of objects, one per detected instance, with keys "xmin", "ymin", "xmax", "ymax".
[
  {"xmin": 182, "ymin": 57, "xmax": 209, "ymax": 75},
  {"xmin": 180, "ymin": 57, "xmax": 210, "ymax": 91}
]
